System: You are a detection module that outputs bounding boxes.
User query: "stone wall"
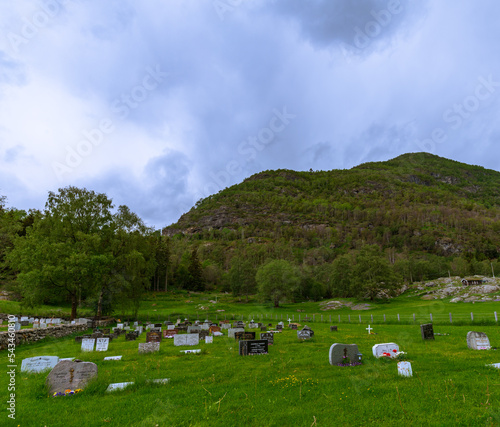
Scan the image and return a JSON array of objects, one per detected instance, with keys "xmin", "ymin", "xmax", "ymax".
[{"xmin": 0, "ymin": 323, "xmax": 112, "ymax": 351}]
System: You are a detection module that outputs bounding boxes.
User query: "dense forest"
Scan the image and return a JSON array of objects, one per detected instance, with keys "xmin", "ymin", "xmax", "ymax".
[{"xmin": 1, "ymin": 153, "xmax": 499, "ymax": 316}]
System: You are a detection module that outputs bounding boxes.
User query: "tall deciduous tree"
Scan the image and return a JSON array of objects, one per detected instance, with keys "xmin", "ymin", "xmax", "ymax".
[{"xmin": 256, "ymin": 259, "xmax": 300, "ymax": 307}]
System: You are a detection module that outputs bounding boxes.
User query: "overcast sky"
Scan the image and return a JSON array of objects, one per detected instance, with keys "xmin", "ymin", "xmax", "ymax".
[{"xmin": 1, "ymin": 0, "xmax": 499, "ymax": 229}]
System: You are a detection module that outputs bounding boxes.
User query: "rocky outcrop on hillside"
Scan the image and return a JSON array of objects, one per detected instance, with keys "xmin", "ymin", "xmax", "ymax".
[{"xmin": 402, "ymin": 276, "xmax": 500, "ymax": 303}]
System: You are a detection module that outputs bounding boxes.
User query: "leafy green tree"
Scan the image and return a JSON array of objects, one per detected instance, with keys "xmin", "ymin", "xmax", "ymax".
[
  {"xmin": 256, "ymin": 259, "xmax": 300, "ymax": 307},
  {"xmin": 351, "ymin": 245, "xmax": 400, "ymax": 300},
  {"xmin": 7, "ymin": 187, "xmax": 155, "ymax": 319},
  {"xmin": 229, "ymin": 258, "xmax": 256, "ymax": 301},
  {"xmin": 187, "ymin": 247, "xmax": 204, "ymax": 291},
  {"xmin": 331, "ymin": 254, "xmax": 353, "ymax": 297}
]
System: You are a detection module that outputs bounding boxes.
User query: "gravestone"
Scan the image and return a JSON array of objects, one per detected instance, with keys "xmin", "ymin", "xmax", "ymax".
[
  {"xmin": 21, "ymin": 356, "xmax": 59, "ymax": 373},
  {"xmin": 261, "ymin": 332, "xmax": 274, "ymax": 345},
  {"xmin": 181, "ymin": 349, "xmax": 201, "ymax": 354},
  {"xmin": 167, "ymin": 324, "xmax": 176, "ymax": 330},
  {"xmin": 81, "ymin": 339, "xmax": 95, "ymax": 352},
  {"xmin": 235, "ymin": 331, "xmax": 256, "ymax": 341},
  {"xmin": 102, "ymin": 328, "xmax": 110, "ymax": 334},
  {"xmin": 260, "ymin": 326, "xmax": 267, "ymax": 331},
  {"xmin": 398, "ymin": 361, "xmax": 412, "ymax": 377},
  {"xmin": 228, "ymin": 328, "xmax": 245, "ymax": 339},
  {"xmin": 209, "ymin": 326, "xmax": 221, "ymax": 335},
  {"xmin": 205, "ymin": 336, "xmax": 213, "ymax": 344},
  {"xmin": 201, "ymin": 323, "xmax": 210, "ymax": 331},
  {"xmin": 276, "ymin": 324, "xmax": 283, "ymax": 331},
  {"xmin": 125, "ymin": 332, "xmax": 138, "ymax": 341},
  {"xmin": 103, "ymin": 356, "xmax": 122, "ymax": 361},
  {"xmin": 150, "ymin": 327, "xmax": 162, "ymax": 334},
  {"xmin": 14, "ymin": 322, "xmax": 21, "ymax": 331},
  {"xmin": 199, "ymin": 330, "xmax": 209, "ymax": 340},
  {"xmin": 372, "ymin": 343, "xmax": 400, "ymax": 358},
  {"xmin": 106, "ymin": 382, "xmax": 133, "ymax": 392},
  {"xmin": 138, "ymin": 342, "xmax": 160, "ymax": 354},
  {"xmin": 297, "ymin": 329, "xmax": 312, "ymax": 340},
  {"xmin": 46, "ymin": 360, "xmax": 98, "ymax": 394},
  {"xmin": 136, "ymin": 326, "xmax": 143, "ymax": 335},
  {"xmin": 40, "ymin": 322, "xmax": 47, "ymax": 329},
  {"xmin": 239, "ymin": 340, "xmax": 269, "ymax": 356},
  {"xmin": 21, "ymin": 316, "xmax": 28, "ymax": 322},
  {"xmin": 154, "ymin": 323, "xmax": 162, "ymax": 328},
  {"xmin": 221, "ymin": 323, "xmax": 231, "ymax": 330},
  {"xmin": 289, "ymin": 324, "xmax": 298, "ymax": 330},
  {"xmin": 188, "ymin": 325, "xmax": 202, "ymax": 334},
  {"xmin": 146, "ymin": 331, "xmax": 162, "ymax": 343},
  {"xmin": 467, "ymin": 331, "xmax": 491, "ymax": 350},
  {"xmin": 20, "ymin": 320, "xmax": 29, "ymax": 327},
  {"xmin": 248, "ymin": 323, "xmax": 259, "ymax": 329},
  {"xmin": 163, "ymin": 329, "xmax": 178, "ymax": 338},
  {"xmin": 116, "ymin": 323, "xmax": 124, "ymax": 329},
  {"xmin": 96, "ymin": 338, "xmax": 109, "ymax": 352},
  {"xmin": 420, "ymin": 323, "xmax": 435, "ymax": 340},
  {"xmin": 329, "ymin": 343, "xmax": 362, "ymax": 365},
  {"xmin": 174, "ymin": 334, "xmax": 200, "ymax": 347},
  {"xmin": 330, "ymin": 326, "xmax": 338, "ymax": 332},
  {"xmin": 212, "ymin": 331, "xmax": 224, "ymax": 337}
]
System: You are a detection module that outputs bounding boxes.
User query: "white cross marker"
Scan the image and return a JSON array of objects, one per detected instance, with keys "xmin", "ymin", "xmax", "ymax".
[{"xmin": 366, "ymin": 325, "xmax": 373, "ymax": 334}]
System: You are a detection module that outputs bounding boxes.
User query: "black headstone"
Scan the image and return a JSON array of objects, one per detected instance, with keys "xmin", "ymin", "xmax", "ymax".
[
  {"xmin": 420, "ymin": 323, "xmax": 434, "ymax": 340},
  {"xmin": 239, "ymin": 339, "xmax": 269, "ymax": 356}
]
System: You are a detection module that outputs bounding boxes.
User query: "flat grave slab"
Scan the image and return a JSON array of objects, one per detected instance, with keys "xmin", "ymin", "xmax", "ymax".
[{"xmin": 21, "ymin": 356, "xmax": 59, "ymax": 373}]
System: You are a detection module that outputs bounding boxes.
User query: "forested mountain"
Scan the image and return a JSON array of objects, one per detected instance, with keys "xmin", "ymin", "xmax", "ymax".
[{"xmin": 162, "ymin": 153, "xmax": 500, "ymax": 300}]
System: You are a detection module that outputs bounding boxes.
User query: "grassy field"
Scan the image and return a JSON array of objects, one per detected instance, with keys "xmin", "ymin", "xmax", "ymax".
[{"xmin": 2, "ymin": 312, "xmax": 500, "ymax": 426}]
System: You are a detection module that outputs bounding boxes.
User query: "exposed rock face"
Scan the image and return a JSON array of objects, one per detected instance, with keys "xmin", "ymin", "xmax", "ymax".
[{"xmin": 434, "ymin": 237, "xmax": 463, "ymax": 255}]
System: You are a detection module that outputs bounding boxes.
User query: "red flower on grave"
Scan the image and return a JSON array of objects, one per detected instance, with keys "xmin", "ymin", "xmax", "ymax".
[{"xmin": 393, "ymin": 349, "xmax": 397, "ymax": 353}]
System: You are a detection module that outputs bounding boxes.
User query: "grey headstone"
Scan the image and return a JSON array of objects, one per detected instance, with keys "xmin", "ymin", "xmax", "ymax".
[
  {"xmin": 329, "ymin": 343, "xmax": 362, "ymax": 365},
  {"xmin": 21, "ymin": 356, "xmax": 60, "ymax": 373},
  {"xmin": 138, "ymin": 342, "xmax": 160, "ymax": 353},
  {"xmin": 297, "ymin": 329, "xmax": 312, "ymax": 340},
  {"xmin": 261, "ymin": 332, "xmax": 274, "ymax": 345},
  {"xmin": 173, "ymin": 334, "xmax": 200, "ymax": 346},
  {"xmin": 46, "ymin": 360, "xmax": 98, "ymax": 394},
  {"xmin": 467, "ymin": 331, "xmax": 491, "ymax": 350}
]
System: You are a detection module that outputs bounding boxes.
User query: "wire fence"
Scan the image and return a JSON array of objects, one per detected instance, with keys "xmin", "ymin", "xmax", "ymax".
[{"xmin": 157, "ymin": 311, "xmax": 500, "ymax": 326}]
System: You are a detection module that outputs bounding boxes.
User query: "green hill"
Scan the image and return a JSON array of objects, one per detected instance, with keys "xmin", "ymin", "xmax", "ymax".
[
  {"xmin": 165, "ymin": 152, "xmax": 499, "ymax": 257},
  {"xmin": 161, "ymin": 153, "xmax": 500, "ymax": 298}
]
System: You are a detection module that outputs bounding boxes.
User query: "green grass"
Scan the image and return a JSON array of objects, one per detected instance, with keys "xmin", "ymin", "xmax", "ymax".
[{"xmin": 3, "ymin": 318, "xmax": 500, "ymax": 426}]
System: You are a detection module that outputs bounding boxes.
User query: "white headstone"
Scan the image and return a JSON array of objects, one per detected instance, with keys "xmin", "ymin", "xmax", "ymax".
[
  {"xmin": 116, "ymin": 323, "xmax": 124, "ymax": 329},
  {"xmin": 398, "ymin": 361, "xmax": 412, "ymax": 377},
  {"xmin": 40, "ymin": 322, "xmax": 47, "ymax": 329},
  {"xmin": 14, "ymin": 322, "xmax": 21, "ymax": 331},
  {"xmin": 467, "ymin": 331, "xmax": 491, "ymax": 350},
  {"xmin": 104, "ymin": 356, "xmax": 122, "ymax": 361},
  {"xmin": 96, "ymin": 338, "xmax": 109, "ymax": 352},
  {"xmin": 213, "ymin": 331, "xmax": 224, "ymax": 337},
  {"xmin": 21, "ymin": 316, "xmax": 29, "ymax": 322},
  {"xmin": 181, "ymin": 349, "xmax": 201, "ymax": 354},
  {"xmin": 167, "ymin": 324, "xmax": 175, "ymax": 330},
  {"xmin": 205, "ymin": 336, "xmax": 213, "ymax": 344},
  {"xmin": 106, "ymin": 382, "xmax": 134, "ymax": 392},
  {"xmin": 372, "ymin": 343, "xmax": 400, "ymax": 358},
  {"xmin": 21, "ymin": 356, "xmax": 60, "ymax": 373},
  {"xmin": 81, "ymin": 338, "xmax": 95, "ymax": 352}
]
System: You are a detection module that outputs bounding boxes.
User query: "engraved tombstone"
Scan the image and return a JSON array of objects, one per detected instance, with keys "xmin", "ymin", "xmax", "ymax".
[{"xmin": 46, "ymin": 360, "xmax": 98, "ymax": 394}]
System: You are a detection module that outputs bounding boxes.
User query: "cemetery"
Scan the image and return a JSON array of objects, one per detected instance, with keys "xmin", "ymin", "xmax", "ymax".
[{"xmin": 2, "ymin": 303, "xmax": 500, "ymax": 426}]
